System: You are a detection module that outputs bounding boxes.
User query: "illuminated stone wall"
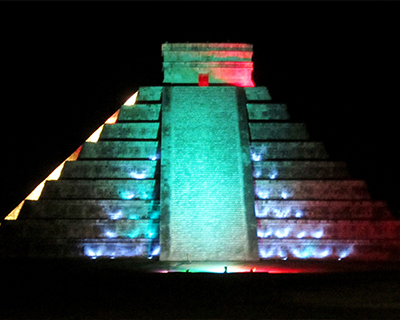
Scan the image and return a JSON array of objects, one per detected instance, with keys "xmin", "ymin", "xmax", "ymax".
[
  {"xmin": 2, "ymin": 43, "xmax": 400, "ymax": 262},
  {"xmin": 258, "ymin": 239, "xmax": 400, "ymax": 261},
  {"xmin": 160, "ymin": 86, "xmax": 258, "ymax": 261},
  {"xmin": 257, "ymin": 219, "xmax": 400, "ymax": 240},
  {"xmin": 0, "ymin": 219, "xmax": 158, "ymax": 239},
  {"xmin": 162, "ymin": 43, "xmax": 254, "ymax": 87},
  {"xmin": 248, "ymin": 90, "xmax": 400, "ymax": 260},
  {"xmin": 19, "ymin": 200, "xmax": 159, "ymax": 220},
  {"xmin": 252, "ymin": 161, "xmax": 350, "ymax": 179},
  {"xmin": 61, "ymin": 160, "xmax": 157, "ymax": 179},
  {"xmin": 0, "ymin": 87, "xmax": 162, "ymax": 259},
  {"xmin": 255, "ymin": 200, "xmax": 392, "ymax": 220}
]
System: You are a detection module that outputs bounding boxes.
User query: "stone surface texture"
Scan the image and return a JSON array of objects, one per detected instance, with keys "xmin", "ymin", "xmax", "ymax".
[
  {"xmin": 162, "ymin": 43, "xmax": 254, "ymax": 86},
  {"xmin": 2, "ymin": 43, "xmax": 400, "ymax": 262},
  {"xmin": 160, "ymin": 86, "xmax": 258, "ymax": 261}
]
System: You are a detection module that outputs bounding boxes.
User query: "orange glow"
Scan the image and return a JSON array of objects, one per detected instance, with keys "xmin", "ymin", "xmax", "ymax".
[
  {"xmin": 66, "ymin": 145, "xmax": 83, "ymax": 161},
  {"xmin": 123, "ymin": 92, "xmax": 138, "ymax": 106},
  {"xmin": 86, "ymin": 125, "xmax": 104, "ymax": 143},
  {"xmin": 105, "ymin": 109, "xmax": 120, "ymax": 125}
]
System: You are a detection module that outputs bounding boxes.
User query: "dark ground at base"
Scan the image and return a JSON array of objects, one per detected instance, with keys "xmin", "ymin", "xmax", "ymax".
[{"xmin": 1, "ymin": 259, "xmax": 400, "ymax": 319}]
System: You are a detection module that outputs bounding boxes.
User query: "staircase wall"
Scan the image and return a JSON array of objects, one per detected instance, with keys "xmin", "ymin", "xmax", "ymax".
[{"xmin": 247, "ymin": 87, "xmax": 400, "ymax": 260}]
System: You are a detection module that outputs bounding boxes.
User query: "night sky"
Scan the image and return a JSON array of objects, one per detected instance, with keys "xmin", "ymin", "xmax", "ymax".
[{"xmin": 1, "ymin": 6, "xmax": 399, "ymax": 220}]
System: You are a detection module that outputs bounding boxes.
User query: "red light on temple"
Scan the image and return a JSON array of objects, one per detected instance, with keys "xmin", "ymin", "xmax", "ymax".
[
  {"xmin": 198, "ymin": 74, "xmax": 209, "ymax": 86},
  {"xmin": 211, "ymin": 67, "xmax": 254, "ymax": 87}
]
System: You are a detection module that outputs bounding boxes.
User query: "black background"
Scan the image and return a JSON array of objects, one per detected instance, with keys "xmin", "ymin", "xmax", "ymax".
[{"xmin": 1, "ymin": 4, "xmax": 400, "ymax": 219}]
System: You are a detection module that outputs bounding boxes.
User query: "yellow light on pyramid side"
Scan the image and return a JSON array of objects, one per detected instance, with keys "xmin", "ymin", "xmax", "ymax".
[
  {"xmin": 47, "ymin": 161, "xmax": 66, "ymax": 180},
  {"xmin": 86, "ymin": 125, "xmax": 104, "ymax": 143},
  {"xmin": 5, "ymin": 163, "xmax": 65, "ymax": 219},
  {"xmin": 4, "ymin": 147, "xmax": 83, "ymax": 220},
  {"xmin": 26, "ymin": 161, "xmax": 66, "ymax": 201},
  {"xmin": 4, "ymin": 96, "xmax": 129, "ymax": 221},
  {"xmin": 4, "ymin": 201, "xmax": 25, "ymax": 220},
  {"xmin": 123, "ymin": 92, "xmax": 138, "ymax": 106},
  {"xmin": 25, "ymin": 181, "xmax": 46, "ymax": 201}
]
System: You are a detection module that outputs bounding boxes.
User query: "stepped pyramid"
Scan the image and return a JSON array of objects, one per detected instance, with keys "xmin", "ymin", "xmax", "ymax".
[{"xmin": 1, "ymin": 43, "xmax": 400, "ymax": 262}]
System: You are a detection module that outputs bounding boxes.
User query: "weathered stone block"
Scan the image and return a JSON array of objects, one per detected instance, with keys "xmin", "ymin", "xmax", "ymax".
[
  {"xmin": 254, "ymin": 200, "xmax": 392, "ymax": 220},
  {"xmin": 119, "ymin": 104, "xmax": 161, "ymax": 121},
  {"xmin": 257, "ymin": 219, "xmax": 400, "ymax": 240},
  {"xmin": 247, "ymin": 103, "xmax": 290, "ymax": 120},
  {"xmin": 80, "ymin": 239, "xmax": 152, "ymax": 258},
  {"xmin": 0, "ymin": 237, "xmax": 154, "ymax": 258},
  {"xmin": 162, "ymin": 43, "xmax": 253, "ymax": 62},
  {"xmin": 1, "ymin": 219, "xmax": 157, "ymax": 239},
  {"xmin": 254, "ymin": 180, "xmax": 371, "ymax": 200},
  {"xmin": 40, "ymin": 180, "xmax": 156, "ymax": 200},
  {"xmin": 252, "ymin": 161, "xmax": 350, "ymax": 179},
  {"xmin": 251, "ymin": 142, "xmax": 329, "ymax": 159},
  {"xmin": 258, "ymin": 238, "xmax": 400, "ymax": 260},
  {"xmin": 244, "ymin": 87, "xmax": 271, "ymax": 101},
  {"xmin": 249, "ymin": 122, "xmax": 309, "ymax": 140},
  {"xmin": 163, "ymin": 62, "xmax": 254, "ymax": 86},
  {"xmin": 61, "ymin": 160, "xmax": 157, "ymax": 179},
  {"xmin": 100, "ymin": 123, "xmax": 159, "ymax": 140},
  {"xmin": 79, "ymin": 141, "xmax": 158, "ymax": 159},
  {"xmin": 0, "ymin": 238, "xmax": 84, "ymax": 258},
  {"xmin": 163, "ymin": 51, "xmax": 253, "ymax": 62},
  {"xmin": 137, "ymin": 86, "xmax": 162, "ymax": 102},
  {"xmin": 18, "ymin": 199, "xmax": 160, "ymax": 220}
]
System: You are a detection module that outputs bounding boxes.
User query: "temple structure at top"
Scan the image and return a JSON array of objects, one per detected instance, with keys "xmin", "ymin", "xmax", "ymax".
[
  {"xmin": 162, "ymin": 43, "xmax": 255, "ymax": 87},
  {"xmin": 1, "ymin": 43, "xmax": 400, "ymax": 265}
]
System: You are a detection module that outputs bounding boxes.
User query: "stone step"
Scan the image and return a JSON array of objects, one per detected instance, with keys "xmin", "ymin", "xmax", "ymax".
[
  {"xmin": 255, "ymin": 180, "xmax": 371, "ymax": 200},
  {"xmin": 244, "ymin": 87, "xmax": 271, "ymax": 101},
  {"xmin": 162, "ymin": 50, "xmax": 253, "ymax": 62},
  {"xmin": 40, "ymin": 180, "xmax": 156, "ymax": 200},
  {"xmin": 257, "ymin": 219, "xmax": 400, "ymax": 240},
  {"xmin": 249, "ymin": 122, "xmax": 309, "ymax": 140},
  {"xmin": 136, "ymin": 86, "xmax": 162, "ymax": 102},
  {"xmin": 0, "ymin": 238, "xmax": 153, "ymax": 258},
  {"xmin": 250, "ymin": 142, "xmax": 329, "ymax": 160},
  {"xmin": 246, "ymin": 103, "xmax": 290, "ymax": 120},
  {"xmin": 163, "ymin": 62, "xmax": 254, "ymax": 86},
  {"xmin": 258, "ymin": 238, "xmax": 400, "ymax": 260},
  {"xmin": 81, "ymin": 239, "xmax": 157, "ymax": 259},
  {"xmin": 61, "ymin": 160, "xmax": 157, "ymax": 179},
  {"xmin": 17, "ymin": 199, "xmax": 160, "ymax": 219},
  {"xmin": 254, "ymin": 200, "xmax": 392, "ymax": 220},
  {"xmin": 252, "ymin": 161, "xmax": 350, "ymax": 179},
  {"xmin": 0, "ymin": 219, "xmax": 159, "ymax": 239},
  {"xmin": 118, "ymin": 104, "xmax": 161, "ymax": 121},
  {"xmin": 100, "ymin": 123, "xmax": 159, "ymax": 140},
  {"xmin": 79, "ymin": 141, "xmax": 159, "ymax": 159},
  {"xmin": 0, "ymin": 238, "xmax": 85, "ymax": 258}
]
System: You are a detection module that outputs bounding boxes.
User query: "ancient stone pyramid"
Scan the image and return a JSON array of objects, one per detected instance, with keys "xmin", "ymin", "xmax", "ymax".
[{"xmin": 1, "ymin": 43, "xmax": 400, "ymax": 261}]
